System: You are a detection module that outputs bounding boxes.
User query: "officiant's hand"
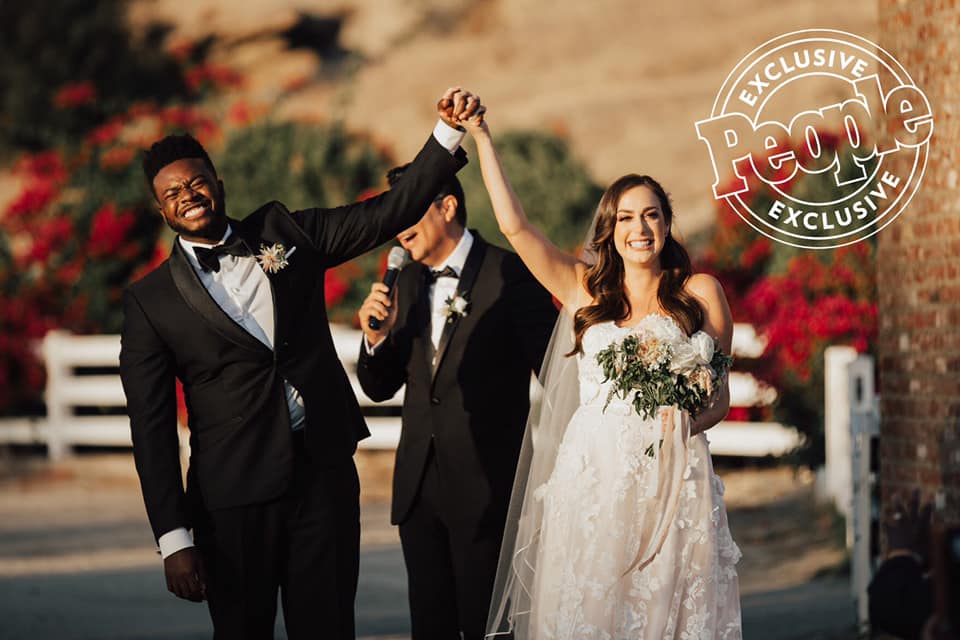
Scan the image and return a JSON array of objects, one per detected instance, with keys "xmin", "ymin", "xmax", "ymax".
[
  {"xmin": 437, "ymin": 87, "xmax": 484, "ymax": 130},
  {"xmin": 164, "ymin": 547, "xmax": 208, "ymax": 602},
  {"xmin": 360, "ymin": 282, "xmax": 398, "ymax": 347}
]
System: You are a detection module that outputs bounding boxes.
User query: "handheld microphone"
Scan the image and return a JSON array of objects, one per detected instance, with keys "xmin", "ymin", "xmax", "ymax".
[{"xmin": 369, "ymin": 246, "xmax": 410, "ymax": 330}]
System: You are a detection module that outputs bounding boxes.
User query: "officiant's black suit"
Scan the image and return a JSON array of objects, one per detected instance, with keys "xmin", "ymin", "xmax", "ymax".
[
  {"xmin": 357, "ymin": 233, "xmax": 557, "ymax": 639},
  {"xmin": 119, "ymin": 136, "xmax": 466, "ymax": 639}
]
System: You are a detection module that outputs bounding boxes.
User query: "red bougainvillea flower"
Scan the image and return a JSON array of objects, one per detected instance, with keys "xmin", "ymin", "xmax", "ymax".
[
  {"xmin": 5, "ymin": 183, "xmax": 58, "ymax": 220},
  {"xmin": 16, "ymin": 151, "xmax": 67, "ymax": 183},
  {"xmin": 185, "ymin": 63, "xmax": 244, "ymax": 94},
  {"xmin": 158, "ymin": 106, "xmax": 220, "ymax": 145},
  {"xmin": 741, "ymin": 237, "xmax": 772, "ymax": 271},
  {"xmin": 324, "ymin": 269, "xmax": 350, "ymax": 309},
  {"xmin": 100, "ymin": 146, "xmax": 137, "ymax": 172},
  {"xmin": 86, "ymin": 118, "xmax": 126, "ymax": 148},
  {"xmin": 126, "ymin": 101, "xmax": 157, "ymax": 119},
  {"xmin": 5, "ymin": 151, "xmax": 70, "ymax": 227},
  {"xmin": 741, "ymin": 250, "xmax": 877, "ymax": 387},
  {"xmin": 53, "ymin": 81, "xmax": 97, "ymax": 109},
  {"xmin": 227, "ymin": 100, "xmax": 253, "ymax": 127},
  {"xmin": 129, "ymin": 241, "xmax": 171, "ymax": 284},
  {"xmin": 87, "ymin": 203, "xmax": 136, "ymax": 257},
  {"xmin": 57, "ymin": 258, "xmax": 85, "ymax": 287},
  {"xmin": 23, "ymin": 218, "xmax": 73, "ymax": 265}
]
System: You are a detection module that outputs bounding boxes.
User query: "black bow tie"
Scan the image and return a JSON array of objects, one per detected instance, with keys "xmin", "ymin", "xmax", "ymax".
[
  {"xmin": 194, "ymin": 235, "xmax": 252, "ymax": 273},
  {"xmin": 426, "ymin": 265, "xmax": 459, "ymax": 283}
]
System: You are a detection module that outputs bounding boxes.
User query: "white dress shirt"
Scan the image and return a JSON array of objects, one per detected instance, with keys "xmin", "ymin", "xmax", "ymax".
[
  {"xmin": 364, "ymin": 228, "xmax": 473, "ymax": 358},
  {"xmin": 427, "ymin": 229, "xmax": 473, "ymax": 350},
  {"xmin": 179, "ymin": 226, "xmax": 307, "ymax": 430},
  {"xmin": 157, "ymin": 120, "xmax": 465, "ymax": 559}
]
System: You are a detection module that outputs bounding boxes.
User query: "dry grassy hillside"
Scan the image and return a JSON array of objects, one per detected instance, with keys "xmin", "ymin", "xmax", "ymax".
[{"xmin": 128, "ymin": 0, "xmax": 877, "ymax": 237}]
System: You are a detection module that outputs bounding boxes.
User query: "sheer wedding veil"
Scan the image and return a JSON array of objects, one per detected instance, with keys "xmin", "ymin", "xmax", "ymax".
[
  {"xmin": 483, "ymin": 221, "xmax": 590, "ymax": 640},
  {"xmin": 484, "ymin": 197, "xmax": 691, "ymax": 639}
]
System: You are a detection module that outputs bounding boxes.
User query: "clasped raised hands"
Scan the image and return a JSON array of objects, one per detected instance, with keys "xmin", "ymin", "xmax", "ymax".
[{"xmin": 437, "ymin": 87, "xmax": 487, "ymax": 131}]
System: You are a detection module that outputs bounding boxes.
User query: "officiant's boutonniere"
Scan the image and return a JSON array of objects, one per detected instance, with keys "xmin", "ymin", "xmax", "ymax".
[
  {"xmin": 441, "ymin": 293, "xmax": 470, "ymax": 322},
  {"xmin": 256, "ymin": 243, "xmax": 295, "ymax": 274}
]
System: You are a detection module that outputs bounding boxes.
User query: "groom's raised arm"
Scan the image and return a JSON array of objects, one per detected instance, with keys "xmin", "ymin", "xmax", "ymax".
[{"xmin": 288, "ymin": 89, "xmax": 483, "ymax": 267}]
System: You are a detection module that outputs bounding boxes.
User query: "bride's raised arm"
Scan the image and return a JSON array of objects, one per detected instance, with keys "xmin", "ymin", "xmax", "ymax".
[{"xmin": 463, "ymin": 116, "xmax": 586, "ymax": 309}]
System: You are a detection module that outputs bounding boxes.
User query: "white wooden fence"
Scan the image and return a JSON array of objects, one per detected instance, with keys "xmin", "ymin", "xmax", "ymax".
[
  {"xmin": 0, "ymin": 323, "xmax": 800, "ymax": 459},
  {"xmin": 822, "ymin": 347, "xmax": 880, "ymax": 628}
]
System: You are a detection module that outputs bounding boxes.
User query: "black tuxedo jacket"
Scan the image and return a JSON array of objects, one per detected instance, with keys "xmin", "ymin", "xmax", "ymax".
[
  {"xmin": 119, "ymin": 136, "xmax": 467, "ymax": 542},
  {"xmin": 357, "ymin": 234, "xmax": 557, "ymax": 527}
]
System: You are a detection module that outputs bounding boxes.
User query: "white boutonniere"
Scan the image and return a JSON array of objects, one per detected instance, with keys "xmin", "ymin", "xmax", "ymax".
[
  {"xmin": 256, "ymin": 243, "xmax": 295, "ymax": 274},
  {"xmin": 441, "ymin": 293, "xmax": 470, "ymax": 322}
]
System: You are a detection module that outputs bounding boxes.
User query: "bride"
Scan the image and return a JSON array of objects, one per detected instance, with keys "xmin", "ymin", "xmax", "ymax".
[{"xmin": 457, "ymin": 107, "xmax": 743, "ymax": 639}]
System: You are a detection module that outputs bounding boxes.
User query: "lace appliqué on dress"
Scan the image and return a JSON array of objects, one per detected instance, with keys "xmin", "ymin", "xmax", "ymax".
[{"xmin": 529, "ymin": 320, "xmax": 742, "ymax": 639}]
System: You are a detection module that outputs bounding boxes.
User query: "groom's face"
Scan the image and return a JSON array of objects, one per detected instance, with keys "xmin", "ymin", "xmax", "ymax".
[
  {"xmin": 396, "ymin": 195, "xmax": 461, "ymax": 267},
  {"xmin": 152, "ymin": 157, "xmax": 227, "ymax": 242}
]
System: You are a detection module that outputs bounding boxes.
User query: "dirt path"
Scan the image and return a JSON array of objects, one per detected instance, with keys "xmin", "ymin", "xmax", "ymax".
[
  {"xmin": 0, "ymin": 452, "xmax": 856, "ymax": 638},
  {"xmin": 722, "ymin": 466, "xmax": 848, "ymax": 596}
]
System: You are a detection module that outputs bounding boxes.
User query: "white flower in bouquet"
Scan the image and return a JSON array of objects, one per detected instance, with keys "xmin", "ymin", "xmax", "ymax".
[
  {"xmin": 639, "ymin": 314, "xmax": 686, "ymax": 344},
  {"xmin": 690, "ymin": 365, "xmax": 715, "ymax": 397},
  {"xmin": 668, "ymin": 331, "xmax": 716, "ymax": 376},
  {"xmin": 691, "ymin": 331, "xmax": 715, "ymax": 364},
  {"xmin": 596, "ymin": 317, "xmax": 734, "ymax": 422},
  {"xmin": 667, "ymin": 341, "xmax": 702, "ymax": 376}
]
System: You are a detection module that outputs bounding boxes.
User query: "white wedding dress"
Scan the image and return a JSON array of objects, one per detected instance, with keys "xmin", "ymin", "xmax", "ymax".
[{"xmin": 527, "ymin": 320, "xmax": 743, "ymax": 640}]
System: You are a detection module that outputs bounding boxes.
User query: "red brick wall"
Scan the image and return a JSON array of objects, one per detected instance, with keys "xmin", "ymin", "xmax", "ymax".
[{"xmin": 877, "ymin": 1, "xmax": 960, "ymax": 519}]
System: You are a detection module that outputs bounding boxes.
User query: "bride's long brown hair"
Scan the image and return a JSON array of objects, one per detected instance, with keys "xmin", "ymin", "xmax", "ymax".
[{"xmin": 569, "ymin": 174, "xmax": 703, "ymax": 355}]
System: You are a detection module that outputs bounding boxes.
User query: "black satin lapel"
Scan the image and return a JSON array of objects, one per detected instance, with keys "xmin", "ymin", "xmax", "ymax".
[
  {"xmin": 168, "ymin": 241, "xmax": 269, "ymax": 354},
  {"xmin": 431, "ymin": 237, "xmax": 487, "ymax": 383},
  {"xmin": 261, "ymin": 268, "xmax": 289, "ymax": 351}
]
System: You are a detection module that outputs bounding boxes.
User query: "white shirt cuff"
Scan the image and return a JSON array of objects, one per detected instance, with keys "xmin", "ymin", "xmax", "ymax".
[
  {"xmin": 432, "ymin": 119, "xmax": 465, "ymax": 154},
  {"xmin": 363, "ymin": 334, "xmax": 385, "ymax": 356},
  {"xmin": 158, "ymin": 527, "xmax": 194, "ymax": 559}
]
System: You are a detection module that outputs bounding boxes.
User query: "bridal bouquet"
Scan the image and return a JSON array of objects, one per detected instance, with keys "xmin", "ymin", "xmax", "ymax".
[{"xmin": 596, "ymin": 315, "xmax": 734, "ymax": 421}]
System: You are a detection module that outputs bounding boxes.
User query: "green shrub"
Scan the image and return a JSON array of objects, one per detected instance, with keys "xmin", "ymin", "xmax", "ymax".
[{"xmin": 218, "ymin": 121, "xmax": 391, "ymax": 217}]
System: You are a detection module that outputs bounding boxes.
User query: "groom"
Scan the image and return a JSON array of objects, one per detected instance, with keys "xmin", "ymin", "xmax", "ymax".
[
  {"xmin": 119, "ymin": 88, "xmax": 482, "ymax": 639},
  {"xmin": 357, "ymin": 164, "xmax": 557, "ymax": 639}
]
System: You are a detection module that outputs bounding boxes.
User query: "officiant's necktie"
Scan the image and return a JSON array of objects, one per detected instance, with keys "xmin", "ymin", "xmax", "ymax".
[
  {"xmin": 426, "ymin": 265, "xmax": 459, "ymax": 283},
  {"xmin": 194, "ymin": 236, "xmax": 252, "ymax": 273}
]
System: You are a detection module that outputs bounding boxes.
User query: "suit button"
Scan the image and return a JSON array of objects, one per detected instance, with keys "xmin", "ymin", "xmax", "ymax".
[{"xmin": 431, "ymin": 397, "xmax": 440, "ymax": 405}]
